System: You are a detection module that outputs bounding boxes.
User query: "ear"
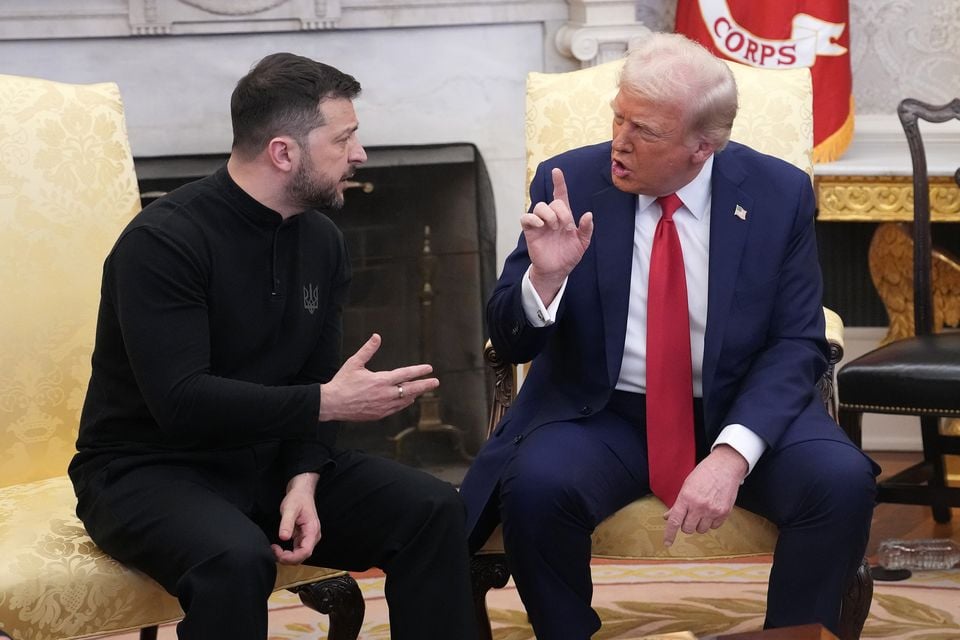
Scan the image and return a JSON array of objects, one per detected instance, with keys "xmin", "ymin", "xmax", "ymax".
[
  {"xmin": 691, "ymin": 139, "xmax": 716, "ymax": 164},
  {"xmin": 266, "ymin": 136, "xmax": 298, "ymax": 173}
]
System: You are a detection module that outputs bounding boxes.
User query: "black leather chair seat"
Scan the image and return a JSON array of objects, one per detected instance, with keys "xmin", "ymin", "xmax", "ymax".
[{"xmin": 838, "ymin": 333, "xmax": 960, "ymax": 416}]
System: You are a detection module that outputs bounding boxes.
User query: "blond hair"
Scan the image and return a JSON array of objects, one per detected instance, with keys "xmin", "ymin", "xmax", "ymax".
[{"xmin": 620, "ymin": 33, "xmax": 738, "ymax": 150}]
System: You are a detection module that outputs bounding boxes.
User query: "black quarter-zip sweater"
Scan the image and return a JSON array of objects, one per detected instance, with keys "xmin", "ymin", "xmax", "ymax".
[{"xmin": 69, "ymin": 167, "xmax": 350, "ymax": 494}]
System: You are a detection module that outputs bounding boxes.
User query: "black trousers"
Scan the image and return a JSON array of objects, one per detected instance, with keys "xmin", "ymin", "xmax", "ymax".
[{"xmin": 76, "ymin": 445, "xmax": 477, "ymax": 640}]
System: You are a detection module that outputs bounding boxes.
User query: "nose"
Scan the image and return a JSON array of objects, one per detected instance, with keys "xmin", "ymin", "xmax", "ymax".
[
  {"xmin": 351, "ymin": 140, "xmax": 367, "ymax": 165},
  {"xmin": 612, "ymin": 125, "xmax": 631, "ymax": 152}
]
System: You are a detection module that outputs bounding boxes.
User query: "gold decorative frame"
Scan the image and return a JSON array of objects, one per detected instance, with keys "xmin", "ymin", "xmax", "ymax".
[
  {"xmin": 868, "ymin": 223, "xmax": 960, "ymax": 345},
  {"xmin": 815, "ymin": 175, "xmax": 960, "ymax": 222}
]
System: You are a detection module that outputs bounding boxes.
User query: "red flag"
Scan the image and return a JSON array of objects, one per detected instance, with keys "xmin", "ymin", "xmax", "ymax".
[{"xmin": 675, "ymin": 0, "xmax": 853, "ymax": 163}]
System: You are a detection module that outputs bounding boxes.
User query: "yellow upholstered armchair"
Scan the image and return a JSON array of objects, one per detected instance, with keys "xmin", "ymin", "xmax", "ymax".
[
  {"xmin": 0, "ymin": 74, "xmax": 362, "ymax": 640},
  {"xmin": 468, "ymin": 59, "xmax": 871, "ymax": 640}
]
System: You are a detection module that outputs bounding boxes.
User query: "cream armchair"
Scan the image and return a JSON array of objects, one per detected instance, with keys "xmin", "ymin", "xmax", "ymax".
[
  {"xmin": 469, "ymin": 59, "xmax": 871, "ymax": 640},
  {"xmin": 0, "ymin": 74, "xmax": 362, "ymax": 640}
]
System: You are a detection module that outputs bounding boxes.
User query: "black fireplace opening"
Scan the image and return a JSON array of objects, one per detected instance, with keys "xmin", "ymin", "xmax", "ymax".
[
  {"xmin": 816, "ymin": 221, "xmax": 960, "ymax": 328},
  {"xmin": 134, "ymin": 143, "xmax": 497, "ymax": 467}
]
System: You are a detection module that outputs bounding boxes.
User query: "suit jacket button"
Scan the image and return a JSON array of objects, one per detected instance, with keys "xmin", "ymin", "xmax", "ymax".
[
  {"xmin": 513, "ymin": 435, "xmax": 523, "ymax": 445},
  {"xmin": 511, "ymin": 322, "xmax": 521, "ymax": 336},
  {"xmin": 580, "ymin": 405, "xmax": 592, "ymax": 415}
]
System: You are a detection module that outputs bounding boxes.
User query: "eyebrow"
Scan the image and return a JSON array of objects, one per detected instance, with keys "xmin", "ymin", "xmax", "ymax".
[
  {"xmin": 610, "ymin": 95, "xmax": 675, "ymax": 139},
  {"xmin": 614, "ymin": 113, "xmax": 666, "ymax": 138},
  {"xmin": 334, "ymin": 123, "xmax": 359, "ymax": 138}
]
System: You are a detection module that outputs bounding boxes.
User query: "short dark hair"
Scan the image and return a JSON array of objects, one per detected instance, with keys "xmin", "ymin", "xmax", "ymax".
[{"xmin": 230, "ymin": 53, "xmax": 361, "ymax": 157}]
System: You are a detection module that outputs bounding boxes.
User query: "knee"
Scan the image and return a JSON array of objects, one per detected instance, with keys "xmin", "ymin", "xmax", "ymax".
[
  {"xmin": 500, "ymin": 466, "xmax": 588, "ymax": 536},
  {"xmin": 432, "ymin": 479, "xmax": 467, "ymax": 521},
  {"xmin": 215, "ymin": 542, "xmax": 277, "ymax": 578},
  {"xmin": 830, "ymin": 448, "xmax": 875, "ymax": 505},
  {"xmin": 182, "ymin": 541, "xmax": 277, "ymax": 594},
  {"xmin": 807, "ymin": 445, "xmax": 876, "ymax": 525},
  {"xmin": 408, "ymin": 476, "xmax": 467, "ymax": 529}
]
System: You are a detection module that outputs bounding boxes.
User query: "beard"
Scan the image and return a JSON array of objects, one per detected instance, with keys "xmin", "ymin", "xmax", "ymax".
[{"xmin": 289, "ymin": 153, "xmax": 349, "ymax": 212}]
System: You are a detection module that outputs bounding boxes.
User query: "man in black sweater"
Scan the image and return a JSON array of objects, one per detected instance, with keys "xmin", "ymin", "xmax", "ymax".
[{"xmin": 69, "ymin": 53, "xmax": 477, "ymax": 639}]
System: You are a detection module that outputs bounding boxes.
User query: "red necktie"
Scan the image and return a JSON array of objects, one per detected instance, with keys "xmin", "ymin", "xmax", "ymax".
[{"xmin": 645, "ymin": 193, "xmax": 696, "ymax": 508}]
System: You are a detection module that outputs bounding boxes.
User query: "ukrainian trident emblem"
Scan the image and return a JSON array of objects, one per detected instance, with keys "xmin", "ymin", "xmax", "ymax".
[{"xmin": 303, "ymin": 283, "xmax": 319, "ymax": 315}]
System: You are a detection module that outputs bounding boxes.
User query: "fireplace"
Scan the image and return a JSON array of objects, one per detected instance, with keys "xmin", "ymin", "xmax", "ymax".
[{"xmin": 135, "ymin": 143, "xmax": 497, "ymax": 463}]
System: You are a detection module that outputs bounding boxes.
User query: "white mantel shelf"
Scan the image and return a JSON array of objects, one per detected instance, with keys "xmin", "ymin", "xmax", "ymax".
[
  {"xmin": 0, "ymin": 0, "xmax": 568, "ymax": 39},
  {"xmin": 816, "ymin": 115, "xmax": 960, "ymax": 178}
]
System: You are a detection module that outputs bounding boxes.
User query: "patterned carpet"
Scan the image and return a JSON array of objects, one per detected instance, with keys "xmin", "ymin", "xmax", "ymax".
[{"xmin": 103, "ymin": 560, "xmax": 960, "ymax": 639}]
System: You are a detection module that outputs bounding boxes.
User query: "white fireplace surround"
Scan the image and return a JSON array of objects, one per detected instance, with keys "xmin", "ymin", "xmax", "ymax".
[
  {"xmin": 2, "ymin": 1, "xmax": 956, "ymax": 454},
  {"xmin": 0, "ymin": 0, "xmax": 658, "ymax": 265},
  {"xmin": 3, "ymin": 1, "xmax": 955, "ymax": 265}
]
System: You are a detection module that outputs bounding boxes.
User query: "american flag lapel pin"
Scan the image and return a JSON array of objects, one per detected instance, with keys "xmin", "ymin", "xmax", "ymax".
[{"xmin": 734, "ymin": 204, "xmax": 747, "ymax": 221}]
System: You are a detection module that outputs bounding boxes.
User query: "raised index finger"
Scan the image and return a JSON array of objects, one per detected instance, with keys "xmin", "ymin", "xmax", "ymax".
[{"xmin": 551, "ymin": 168, "xmax": 571, "ymax": 211}]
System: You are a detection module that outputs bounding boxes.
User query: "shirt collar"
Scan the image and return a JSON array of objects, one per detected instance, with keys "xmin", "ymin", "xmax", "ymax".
[
  {"xmin": 215, "ymin": 165, "xmax": 287, "ymax": 226},
  {"xmin": 636, "ymin": 154, "xmax": 714, "ymax": 220}
]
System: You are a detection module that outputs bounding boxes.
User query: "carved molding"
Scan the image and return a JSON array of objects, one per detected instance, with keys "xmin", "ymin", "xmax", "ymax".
[
  {"xmin": 815, "ymin": 175, "xmax": 960, "ymax": 222},
  {"xmin": 555, "ymin": 0, "xmax": 650, "ymax": 67},
  {"xmin": 128, "ymin": 0, "xmax": 339, "ymax": 34},
  {"xmin": 839, "ymin": 560, "xmax": 874, "ymax": 640},
  {"xmin": 0, "ymin": 0, "xmax": 567, "ymax": 39},
  {"xmin": 178, "ymin": 0, "xmax": 290, "ymax": 14},
  {"xmin": 867, "ymin": 222, "xmax": 960, "ymax": 344},
  {"xmin": 555, "ymin": 23, "xmax": 651, "ymax": 66},
  {"xmin": 483, "ymin": 342, "xmax": 514, "ymax": 439},
  {"xmin": 293, "ymin": 574, "xmax": 365, "ymax": 639}
]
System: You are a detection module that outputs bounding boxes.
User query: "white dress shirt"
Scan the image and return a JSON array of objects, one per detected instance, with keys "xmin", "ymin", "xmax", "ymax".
[{"xmin": 520, "ymin": 154, "xmax": 767, "ymax": 474}]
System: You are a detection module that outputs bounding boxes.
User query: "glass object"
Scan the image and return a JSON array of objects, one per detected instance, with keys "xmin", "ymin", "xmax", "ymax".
[{"xmin": 877, "ymin": 538, "xmax": 960, "ymax": 571}]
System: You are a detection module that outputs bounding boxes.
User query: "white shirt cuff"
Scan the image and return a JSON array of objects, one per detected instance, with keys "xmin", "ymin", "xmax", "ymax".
[
  {"xmin": 712, "ymin": 424, "xmax": 767, "ymax": 477},
  {"xmin": 521, "ymin": 266, "xmax": 567, "ymax": 327}
]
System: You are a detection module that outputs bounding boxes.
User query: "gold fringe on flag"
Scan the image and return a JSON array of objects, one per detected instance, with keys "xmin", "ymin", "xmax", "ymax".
[{"xmin": 813, "ymin": 95, "xmax": 856, "ymax": 164}]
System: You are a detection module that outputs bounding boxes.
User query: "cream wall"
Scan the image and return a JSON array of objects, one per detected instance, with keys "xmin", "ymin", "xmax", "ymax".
[
  {"xmin": 0, "ymin": 0, "xmax": 573, "ymax": 268},
  {"xmin": 5, "ymin": 1, "xmax": 954, "ymax": 270},
  {"xmin": 2, "ymin": 1, "xmax": 956, "ymax": 451},
  {"xmin": 0, "ymin": 24, "xmax": 550, "ymax": 268}
]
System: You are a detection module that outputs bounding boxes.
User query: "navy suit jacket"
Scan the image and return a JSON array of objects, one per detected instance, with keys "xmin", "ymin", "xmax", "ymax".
[{"xmin": 461, "ymin": 140, "xmax": 852, "ymax": 537}]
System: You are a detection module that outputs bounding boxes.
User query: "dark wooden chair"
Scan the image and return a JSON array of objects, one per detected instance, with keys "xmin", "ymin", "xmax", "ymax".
[{"xmin": 837, "ymin": 98, "xmax": 960, "ymax": 524}]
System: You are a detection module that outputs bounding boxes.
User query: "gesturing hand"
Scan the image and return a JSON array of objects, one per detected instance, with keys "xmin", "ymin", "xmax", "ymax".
[
  {"xmin": 522, "ymin": 168, "xmax": 594, "ymax": 306},
  {"xmin": 319, "ymin": 333, "xmax": 439, "ymax": 422}
]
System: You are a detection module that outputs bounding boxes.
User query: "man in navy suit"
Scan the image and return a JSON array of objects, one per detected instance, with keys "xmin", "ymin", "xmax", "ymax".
[{"xmin": 460, "ymin": 33, "xmax": 878, "ymax": 639}]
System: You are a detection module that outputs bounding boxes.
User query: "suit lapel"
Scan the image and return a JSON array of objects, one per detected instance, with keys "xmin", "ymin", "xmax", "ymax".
[
  {"xmin": 591, "ymin": 181, "xmax": 637, "ymax": 386},
  {"xmin": 702, "ymin": 150, "xmax": 752, "ymax": 405}
]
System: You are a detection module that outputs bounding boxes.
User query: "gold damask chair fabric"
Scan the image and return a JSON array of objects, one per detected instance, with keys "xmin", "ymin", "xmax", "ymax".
[
  {"xmin": 522, "ymin": 58, "xmax": 814, "ymax": 209},
  {"xmin": 0, "ymin": 74, "xmax": 363, "ymax": 640},
  {"xmin": 469, "ymin": 59, "xmax": 871, "ymax": 640}
]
